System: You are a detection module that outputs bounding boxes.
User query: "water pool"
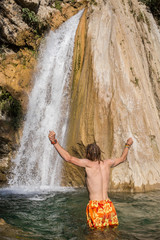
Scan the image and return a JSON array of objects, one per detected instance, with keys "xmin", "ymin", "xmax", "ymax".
[{"xmin": 0, "ymin": 188, "xmax": 159, "ymax": 240}]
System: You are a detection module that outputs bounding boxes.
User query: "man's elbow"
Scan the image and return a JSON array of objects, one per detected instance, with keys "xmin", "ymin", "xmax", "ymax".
[{"xmin": 65, "ymin": 154, "xmax": 72, "ymax": 162}]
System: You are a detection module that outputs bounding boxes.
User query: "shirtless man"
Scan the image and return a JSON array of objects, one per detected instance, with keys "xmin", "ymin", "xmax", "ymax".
[{"xmin": 48, "ymin": 131, "xmax": 133, "ymax": 229}]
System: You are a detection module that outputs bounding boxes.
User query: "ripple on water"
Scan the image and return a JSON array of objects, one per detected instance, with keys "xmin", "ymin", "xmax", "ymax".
[{"xmin": 0, "ymin": 189, "xmax": 160, "ymax": 240}]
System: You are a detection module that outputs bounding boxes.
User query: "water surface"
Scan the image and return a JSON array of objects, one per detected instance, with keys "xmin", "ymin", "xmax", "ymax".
[{"xmin": 0, "ymin": 188, "xmax": 159, "ymax": 240}]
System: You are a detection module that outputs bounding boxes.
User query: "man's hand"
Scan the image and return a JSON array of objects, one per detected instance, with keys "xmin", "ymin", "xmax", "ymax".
[
  {"xmin": 110, "ymin": 137, "xmax": 133, "ymax": 167},
  {"xmin": 48, "ymin": 130, "xmax": 91, "ymax": 168},
  {"xmin": 48, "ymin": 131, "xmax": 56, "ymax": 143},
  {"xmin": 126, "ymin": 138, "xmax": 133, "ymax": 146}
]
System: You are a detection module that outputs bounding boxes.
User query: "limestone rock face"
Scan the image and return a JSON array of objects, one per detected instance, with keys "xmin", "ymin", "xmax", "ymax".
[
  {"xmin": 0, "ymin": 0, "xmax": 29, "ymax": 46},
  {"xmin": 62, "ymin": 9, "xmax": 90, "ymax": 186},
  {"xmin": 0, "ymin": 49, "xmax": 37, "ymax": 109},
  {"xmin": 0, "ymin": 0, "xmax": 53, "ymax": 48},
  {"xmin": 0, "ymin": 0, "xmax": 86, "ymax": 47},
  {"xmin": 66, "ymin": 0, "xmax": 160, "ymax": 191},
  {"xmin": 15, "ymin": 0, "xmax": 40, "ymax": 12}
]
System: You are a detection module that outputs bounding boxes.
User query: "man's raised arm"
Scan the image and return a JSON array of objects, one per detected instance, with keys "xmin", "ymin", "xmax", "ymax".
[
  {"xmin": 48, "ymin": 131, "xmax": 92, "ymax": 168},
  {"xmin": 110, "ymin": 138, "xmax": 133, "ymax": 167}
]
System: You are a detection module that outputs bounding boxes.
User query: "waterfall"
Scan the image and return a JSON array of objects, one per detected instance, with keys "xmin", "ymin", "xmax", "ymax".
[{"xmin": 9, "ymin": 10, "xmax": 83, "ymax": 190}]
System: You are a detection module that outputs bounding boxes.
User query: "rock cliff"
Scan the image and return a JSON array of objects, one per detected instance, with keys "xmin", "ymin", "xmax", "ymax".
[
  {"xmin": 0, "ymin": 0, "xmax": 85, "ymax": 48},
  {"xmin": 63, "ymin": 0, "xmax": 160, "ymax": 191}
]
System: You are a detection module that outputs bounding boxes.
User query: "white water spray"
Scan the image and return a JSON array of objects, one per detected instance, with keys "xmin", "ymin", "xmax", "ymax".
[{"xmin": 9, "ymin": 10, "xmax": 83, "ymax": 190}]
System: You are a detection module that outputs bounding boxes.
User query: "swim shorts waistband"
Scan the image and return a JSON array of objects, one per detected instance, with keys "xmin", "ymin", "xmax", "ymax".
[{"xmin": 88, "ymin": 199, "xmax": 111, "ymax": 204}]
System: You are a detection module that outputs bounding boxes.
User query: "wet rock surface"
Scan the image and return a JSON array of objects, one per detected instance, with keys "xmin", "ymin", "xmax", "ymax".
[{"xmin": 0, "ymin": 218, "xmax": 31, "ymax": 240}]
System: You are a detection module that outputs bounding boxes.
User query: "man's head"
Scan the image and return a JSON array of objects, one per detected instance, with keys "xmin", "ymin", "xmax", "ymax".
[{"xmin": 86, "ymin": 143, "xmax": 102, "ymax": 162}]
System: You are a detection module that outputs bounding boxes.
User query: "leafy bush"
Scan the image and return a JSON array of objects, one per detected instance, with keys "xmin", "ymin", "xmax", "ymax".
[
  {"xmin": 55, "ymin": 0, "xmax": 62, "ymax": 12},
  {"xmin": 0, "ymin": 87, "xmax": 22, "ymax": 130},
  {"xmin": 22, "ymin": 8, "xmax": 47, "ymax": 34}
]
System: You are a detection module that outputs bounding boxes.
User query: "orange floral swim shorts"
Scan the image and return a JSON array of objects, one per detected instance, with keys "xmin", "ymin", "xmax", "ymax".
[{"xmin": 86, "ymin": 199, "xmax": 119, "ymax": 229}]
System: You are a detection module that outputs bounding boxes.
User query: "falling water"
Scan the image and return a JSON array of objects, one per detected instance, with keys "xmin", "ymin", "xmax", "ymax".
[{"xmin": 9, "ymin": 10, "xmax": 83, "ymax": 190}]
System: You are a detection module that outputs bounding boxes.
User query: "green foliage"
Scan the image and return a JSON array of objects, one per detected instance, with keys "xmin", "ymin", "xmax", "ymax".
[
  {"xmin": 134, "ymin": 77, "xmax": 139, "ymax": 86},
  {"xmin": 28, "ymin": 48, "xmax": 38, "ymax": 58},
  {"xmin": 22, "ymin": 8, "xmax": 39, "ymax": 28},
  {"xmin": 89, "ymin": 0, "xmax": 98, "ymax": 6},
  {"xmin": 131, "ymin": 77, "xmax": 140, "ymax": 87},
  {"xmin": 78, "ymin": 53, "xmax": 81, "ymax": 70},
  {"xmin": 139, "ymin": 0, "xmax": 160, "ymax": 25},
  {"xmin": 0, "ymin": 53, "xmax": 6, "ymax": 61},
  {"xmin": 0, "ymin": 45, "xmax": 7, "ymax": 60},
  {"xmin": 128, "ymin": 0, "xmax": 133, "ymax": 9},
  {"xmin": 137, "ymin": 11, "xmax": 145, "ymax": 22},
  {"xmin": 22, "ymin": 8, "xmax": 47, "ymax": 34},
  {"xmin": 144, "ymin": 13, "xmax": 151, "ymax": 32},
  {"xmin": 0, "ymin": 87, "xmax": 22, "ymax": 130},
  {"xmin": 55, "ymin": 0, "xmax": 63, "ymax": 12},
  {"xmin": 0, "ymin": 45, "xmax": 5, "ymax": 54}
]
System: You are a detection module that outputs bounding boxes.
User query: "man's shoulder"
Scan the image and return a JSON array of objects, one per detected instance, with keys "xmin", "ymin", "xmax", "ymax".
[
  {"xmin": 83, "ymin": 158, "xmax": 96, "ymax": 168},
  {"xmin": 103, "ymin": 158, "xmax": 114, "ymax": 166}
]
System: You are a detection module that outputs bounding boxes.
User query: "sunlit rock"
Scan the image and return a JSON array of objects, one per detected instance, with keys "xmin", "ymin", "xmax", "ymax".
[{"xmin": 65, "ymin": 0, "xmax": 160, "ymax": 191}]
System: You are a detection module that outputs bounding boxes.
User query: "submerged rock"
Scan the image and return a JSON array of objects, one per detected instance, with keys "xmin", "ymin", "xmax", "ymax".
[
  {"xmin": 0, "ymin": 218, "xmax": 6, "ymax": 226},
  {"xmin": 0, "ymin": 217, "xmax": 32, "ymax": 240}
]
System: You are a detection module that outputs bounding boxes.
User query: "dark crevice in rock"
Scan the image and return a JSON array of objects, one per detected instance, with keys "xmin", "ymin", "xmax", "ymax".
[
  {"xmin": 0, "ymin": 41, "xmax": 21, "ymax": 53},
  {"xmin": 15, "ymin": 0, "xmax": 41, "ymax": 13}
]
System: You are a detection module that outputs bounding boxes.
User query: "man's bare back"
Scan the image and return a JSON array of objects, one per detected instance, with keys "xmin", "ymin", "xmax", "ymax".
[{"xmin": 85, "ymin": 160, "xmax": 111, "ymax": 200}]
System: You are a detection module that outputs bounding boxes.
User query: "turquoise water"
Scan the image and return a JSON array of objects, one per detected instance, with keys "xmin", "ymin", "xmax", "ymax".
[{"xmin": 0, "ymin": 188, "xmax": 160, "ymax": 240}]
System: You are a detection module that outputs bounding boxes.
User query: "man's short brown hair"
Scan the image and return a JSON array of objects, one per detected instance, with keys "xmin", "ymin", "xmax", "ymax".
[{"xmin": 86, "ymin": 143, "xmax": 102, "ymax": 162}]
